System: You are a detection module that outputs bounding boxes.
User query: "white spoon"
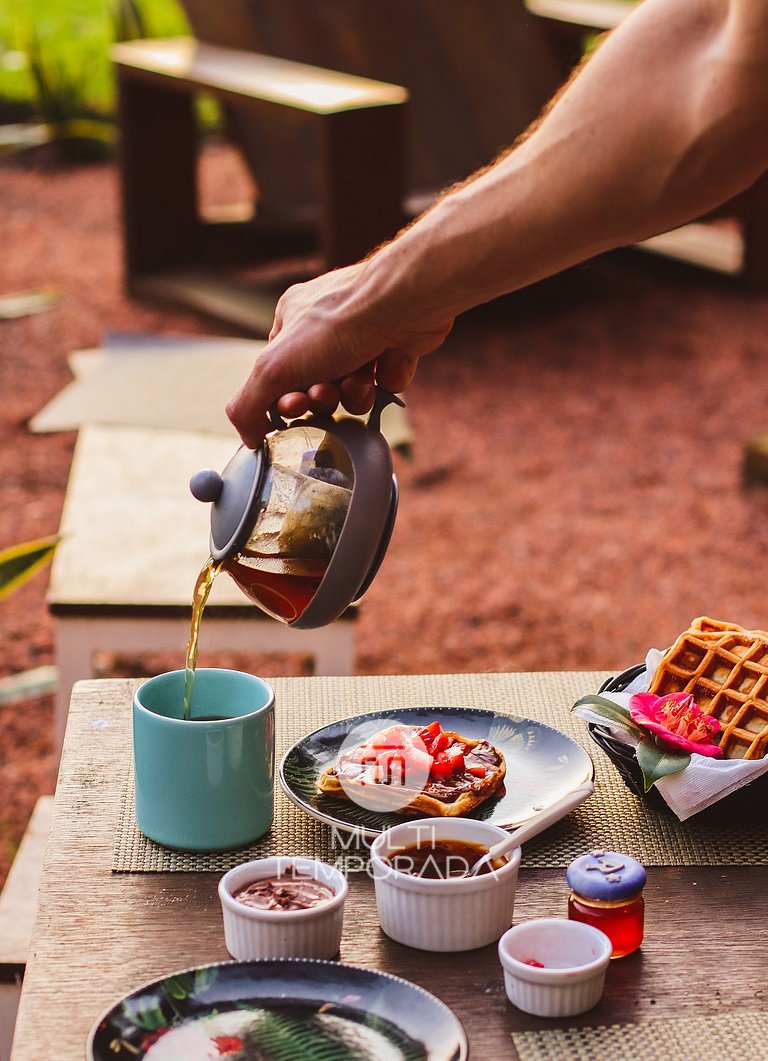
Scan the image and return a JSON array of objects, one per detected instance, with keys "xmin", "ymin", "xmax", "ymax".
[{"xmin": 468, "ymin": 781, "xmax": 595, "ymax": 876}]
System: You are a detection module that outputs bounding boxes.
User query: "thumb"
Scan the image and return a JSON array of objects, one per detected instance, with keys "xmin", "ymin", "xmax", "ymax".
[{"xmin": 226, "ymin": 351, "xmax": 287, "ymax": 448}]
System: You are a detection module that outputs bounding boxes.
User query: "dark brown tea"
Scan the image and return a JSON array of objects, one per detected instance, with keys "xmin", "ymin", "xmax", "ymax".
[
  {"xmin": 224, "ymin": 556, "xmax": 323, "ymax": 623},
  {"xmin": 386, "ymin": 839, "xmax": 508, "ymax": 879}
]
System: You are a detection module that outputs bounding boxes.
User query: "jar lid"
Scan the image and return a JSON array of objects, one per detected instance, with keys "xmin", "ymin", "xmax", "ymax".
[{"xmin": 566, "ymin": 850, "xmax": 646, "ymax": 900}]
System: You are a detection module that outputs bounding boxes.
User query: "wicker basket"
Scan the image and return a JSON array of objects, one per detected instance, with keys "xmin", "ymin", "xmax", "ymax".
[{"xmin": 588, "ymin": 664, "xmax": 768, "ymax": 824}]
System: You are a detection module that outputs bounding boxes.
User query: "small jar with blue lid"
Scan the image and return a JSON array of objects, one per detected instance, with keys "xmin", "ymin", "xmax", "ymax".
[{"xmin": 566, "ymin": 850, "xmax": 646, "ymax": 958}]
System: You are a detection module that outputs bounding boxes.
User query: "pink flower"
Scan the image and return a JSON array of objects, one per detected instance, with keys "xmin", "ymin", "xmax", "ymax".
[{"xmin": 629, "ymin": 692, "xmax": 723, "ymax": 757}]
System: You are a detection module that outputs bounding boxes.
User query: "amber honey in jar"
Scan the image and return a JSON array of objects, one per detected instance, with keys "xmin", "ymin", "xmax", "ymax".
[{"xmin": 566, "ymin": 850, "xmax": 646, "ymax": 958}]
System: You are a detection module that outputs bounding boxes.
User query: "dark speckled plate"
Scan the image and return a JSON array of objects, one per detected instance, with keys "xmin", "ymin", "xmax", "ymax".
[
  {"xmin": 280, "ymin": 706, "xmax": 593, "ymax": 838},
  {"xmin": 88, "ymin": 958, "xmax": 467, "ymax": 1061}
]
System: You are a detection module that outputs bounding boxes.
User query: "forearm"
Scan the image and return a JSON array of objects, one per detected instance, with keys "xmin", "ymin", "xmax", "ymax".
[
  {"xmin": 226, "ymin": 0, "xmax": 768, "ymax": 445},
  {"xmin": 364, "ymin": 0, "xmax": 768, "ymax": 318}
]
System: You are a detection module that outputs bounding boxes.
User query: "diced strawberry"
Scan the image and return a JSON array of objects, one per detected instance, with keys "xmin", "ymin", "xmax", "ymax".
[
  {"xmin": 430, "ymin": 751, "xmax": 453, "ymax": 779},
  {"xmin": 430, "ymin": 731, "xmax": 450, "ymax": 755},
  {"xmin": 466, "ymin": 764, "xmax": 487, "ymax": 778},
  {"xmin": 350, "ymin": 744, "xmax": 377, "ymax": 765},
  {"xmin": 375, "ymin": 749, "xmax": 407, "ymax": 784},
  {"xmin": 418, "ymin": 721, "xmax": 442, "ymax": 747},
  {"xmin": 370, "ymin": 725, "xmax": 411, "ymax": 750},
  {"xmin": 444, "ymin": 744, "xmax": 465, "ymax": 772},
  {"xmin": 404, "ymin": 744, "xmax": 434, "ymax": 776}
]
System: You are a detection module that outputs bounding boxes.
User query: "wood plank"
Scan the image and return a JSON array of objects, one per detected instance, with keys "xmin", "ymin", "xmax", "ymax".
[
  {"xmin": 132, "ymin": 270, "xmax": 282, "ymax": 337},
  {"xmin": 111, "ymin": 39, "xmax": 408, "ymax": 114},
  {"xmin": 47, "ymin": 426, "xmax": 248, "ymax": 611},
  {"xmin": 636, "ymin": 221, "xmax": 743, "ymax": 276},
  {"xmin": 525, "ymin": 0, "xmax": 635, "ymax": 30},
  {"xmin": 0, "ymin": 797, "xmax": 54, "ymax": 969}
]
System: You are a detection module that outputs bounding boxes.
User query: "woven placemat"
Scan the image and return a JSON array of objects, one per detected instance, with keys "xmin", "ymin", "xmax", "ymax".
[
  {"xmin": 512, "ymin": 1012, "xmax": 768, "ymax": 1061},
  {"xmin": 112, "ymin": 671, "xmax": 768, "ymax": 872}
]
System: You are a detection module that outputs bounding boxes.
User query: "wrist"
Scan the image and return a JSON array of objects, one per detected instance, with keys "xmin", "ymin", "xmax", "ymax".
[{"xmin": 358, "ymin": 200, "xmax": 469, "ymax": 328}]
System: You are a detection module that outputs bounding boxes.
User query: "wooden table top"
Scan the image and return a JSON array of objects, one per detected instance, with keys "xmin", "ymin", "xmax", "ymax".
[{"xmin": 10, "ymin": 676, "xmax": 766, "ymax": 1060}]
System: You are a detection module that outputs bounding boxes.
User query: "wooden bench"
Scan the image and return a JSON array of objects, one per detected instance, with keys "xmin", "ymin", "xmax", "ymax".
[
  {"xmin": 47, "ymin": 424, "xmax": 358, "ymax": 751},
  {"xmin": 525, "ymin": 0, "xmax": 768, "ymax": 289},
  {"xmin": 110, "ymin": 38, "xmax": 408, "ymax": 335},
  {"xmin": 0, "ymin": 797, "xmax": 53, "ymax": 1061}
]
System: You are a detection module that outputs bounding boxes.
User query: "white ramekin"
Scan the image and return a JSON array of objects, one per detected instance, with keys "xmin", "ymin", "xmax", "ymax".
[
  {"xmin": 370, "ymin": 817, "xmax": 521, "ymax": 952},
  {"xmin": 218, "ymin": 857, "xmax": 348, "ymax": 960},
  {"xmin": 498, "ymin": 918, "xmax": 612, "ymax": 1017}
]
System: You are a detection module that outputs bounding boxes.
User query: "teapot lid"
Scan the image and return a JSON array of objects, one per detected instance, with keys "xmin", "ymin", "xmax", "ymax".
[{"xmin": 189, "ymin": 444, "xmax": 268, "ymax": 561}]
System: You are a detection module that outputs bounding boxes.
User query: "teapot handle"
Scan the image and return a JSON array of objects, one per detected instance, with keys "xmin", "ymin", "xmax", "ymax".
[
  {"xmin": 267, "ymin": 386, "xmax": 405, "ymax": 434},
  {"xmin": 367, "ymin": 387, "xmax": 406, "ymax": 433},
  {"xmin": 267, "ymin": 403, "xmax": 288, "ymax": 432}
]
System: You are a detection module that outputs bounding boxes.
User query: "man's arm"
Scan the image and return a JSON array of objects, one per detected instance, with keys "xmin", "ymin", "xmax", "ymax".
[{"xmin": 228, "ymin": 0, "xmax": 768, "ymax": 447}]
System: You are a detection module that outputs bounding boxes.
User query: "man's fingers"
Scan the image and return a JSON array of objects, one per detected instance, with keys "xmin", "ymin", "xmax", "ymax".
[
  {"xmin": 307, "ymin": 382, "xmax": 342, "ymax": 411},
  {"xmin": 225, "ymin": 393, "xmax": 273, "ymax": 449},
  {"xmin": 339, "ymin": 365, "xmax": 376, "ymax": 414},
  {"xmin": 375, "ymin": 351, "xmax": 420, "ymax": 394}
]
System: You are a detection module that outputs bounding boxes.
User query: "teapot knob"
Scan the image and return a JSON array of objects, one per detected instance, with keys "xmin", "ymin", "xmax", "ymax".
[{"xmin": 190, "ymin": 468, "xmax": 224, "ymax": 503}]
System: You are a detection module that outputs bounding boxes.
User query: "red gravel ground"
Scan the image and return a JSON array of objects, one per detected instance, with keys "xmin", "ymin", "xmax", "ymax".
[{"xmin": 3, "ymin": 143, "xmax": 768, "ymax": 885}]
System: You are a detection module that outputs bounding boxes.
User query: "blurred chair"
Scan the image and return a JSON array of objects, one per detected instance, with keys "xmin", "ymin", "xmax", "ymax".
[{"xmin": 110, "ymin": 2, "xmax": 563, "ymax": 333}]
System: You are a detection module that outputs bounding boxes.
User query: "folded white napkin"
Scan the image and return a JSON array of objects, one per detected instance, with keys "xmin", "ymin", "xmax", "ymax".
[{"xmin": 574, "ymin": 650, "xmax": 768, "ymax": 820}]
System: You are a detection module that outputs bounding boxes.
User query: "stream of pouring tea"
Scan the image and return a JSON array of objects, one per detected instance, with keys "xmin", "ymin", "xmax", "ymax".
[{"xmin": 183, "ymin": 556, "xmax": 222, "ymax": 719}]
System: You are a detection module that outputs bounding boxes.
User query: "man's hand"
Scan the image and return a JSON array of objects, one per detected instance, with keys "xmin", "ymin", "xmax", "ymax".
[{"xmin": 226, "ymin": 260, "xmax": 453, "ymax": 448}]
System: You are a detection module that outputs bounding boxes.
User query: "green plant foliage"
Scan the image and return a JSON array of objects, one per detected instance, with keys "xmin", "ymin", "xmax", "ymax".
[
  {"xmin": 573, "ymin": 694, "xmax": 641, "ymax": 738},
  {"xmin": 0, "ymin": 535, "xmax": 59, "ymax": 602},
  {"xmin": 0, "ymin": 0, "xmax": 188, "ymax": 121},
  {"xmin": 635, "ymin": 739, "xmax": 690, "ymax": 792}
]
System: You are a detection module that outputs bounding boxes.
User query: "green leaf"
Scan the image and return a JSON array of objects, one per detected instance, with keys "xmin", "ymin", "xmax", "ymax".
[
  {"xmin": 572, "ymin": 694, "xmax": 642, "ymax": 737},
  {"xmin": 53, "ymin": 117, "xmax": 116, "ymax": 145},
  {"xmin": 636, "ymin": 739, "xmax": 690, "ymax": 792},
  {"xmin": 0, "ymin": 536, "xmax": 60, "ymax": 601}
]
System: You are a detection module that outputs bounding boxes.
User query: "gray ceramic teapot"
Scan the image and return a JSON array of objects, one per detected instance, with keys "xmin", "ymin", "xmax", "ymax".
[{"xmin": 190, "ymin": 390, "xmax": 402, "ymax": 628}]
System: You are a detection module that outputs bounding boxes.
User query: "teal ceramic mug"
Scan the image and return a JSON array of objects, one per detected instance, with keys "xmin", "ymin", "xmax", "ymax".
[{"xmin": 133, "ymin": 669, "xmax": 275, "ymax": 851}]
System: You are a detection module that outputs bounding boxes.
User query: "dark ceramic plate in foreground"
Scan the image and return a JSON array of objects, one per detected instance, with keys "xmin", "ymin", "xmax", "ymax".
[
  {"xmin": 88, "ymin": 958, "xmax": 467, "ymax": 1061},
  {"xmin": 280, "ymin": 705, "xmax": 593, "ymax": 838}
]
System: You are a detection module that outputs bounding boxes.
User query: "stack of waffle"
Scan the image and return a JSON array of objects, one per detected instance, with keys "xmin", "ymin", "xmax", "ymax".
[{"xmin": 648, "ymin": 617, "xmax": 768, "ymax": 760}]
